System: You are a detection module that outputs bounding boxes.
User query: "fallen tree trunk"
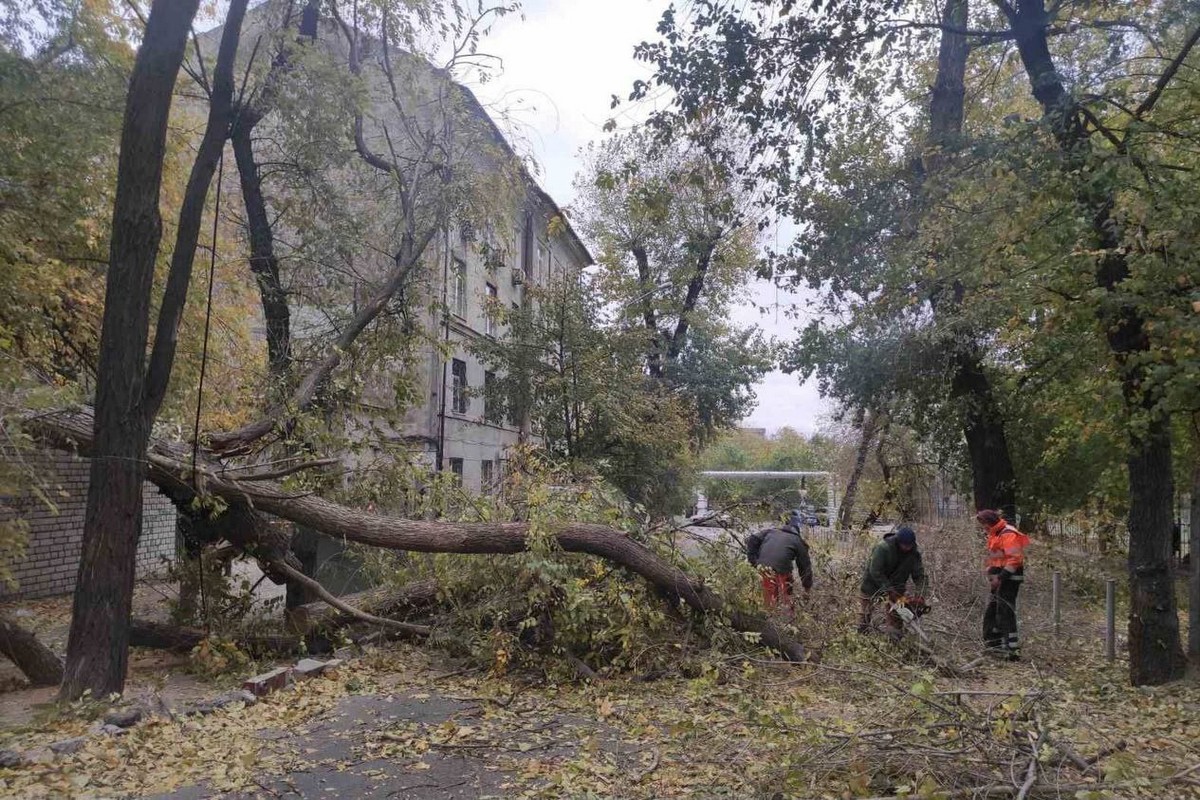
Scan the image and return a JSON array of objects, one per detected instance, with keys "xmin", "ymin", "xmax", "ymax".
[
  {"xmin": 129, "ymin": 618, "xmax": 305, "ymax": 655},
  {"xmin": 0, "ymin": 612, "xmax": 64, "ymax": 686},
  {"xmin": 288, "ymin": 579, "xmax": 440, "ymax": 635},
  {"xmin": 29, "ymin": 408, "xmax": 806, "ymax": 662}
]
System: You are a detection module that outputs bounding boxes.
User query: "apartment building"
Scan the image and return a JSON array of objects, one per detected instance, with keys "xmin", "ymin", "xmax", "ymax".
[
  {"xmin": 360, "ymin": 192, "xmax": 592, "ymax": 495},
  {"xmin": 202, "ymin": 5, "xmax": 592, "ymax": 496}
]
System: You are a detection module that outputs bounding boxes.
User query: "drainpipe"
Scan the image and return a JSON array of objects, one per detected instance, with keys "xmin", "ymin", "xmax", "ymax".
[{"xmin": 436, "ymin": 225, "xmax": 451, "ymax": 470}]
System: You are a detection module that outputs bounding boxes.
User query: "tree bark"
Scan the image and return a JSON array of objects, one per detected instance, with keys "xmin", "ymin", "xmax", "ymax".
[
  {"xmin": 838, "ymin": 408, "xmax": 877, "ymax": 531},
  {"xmin": 952, "ymin": 349, "xmax": 1017, "ymax": 516},
  {"xmin": 631, "ymin": 244, "xmax": 662, "ymax": 379},
  {"xmin": 0, "ymin": 612, "xmax": 64, "ymax": 686},
  {"xmin": 129, "ymin": 618, "xmax": 305, "ymax": 656},
  {"xmin": 1189, "ymin": 463, "xmax": 1199, "ymax": 662},
  {"xmin": 1004, "ymin": 0, "xmax": 1190, "ymax": 684},
  {"xmin": 225, "ymin": 0, "xmax": 323, "ymax": 379},
  {"xmin": 31, "ymin": 408, "xmax": 807, "ymax": 664},
  {"xmin": 665, "ymin": 238, "xmax": 716, "ymax": 364},
  {"xmin": 60, "ymin": 0, "xmax": 204, "ymax": 701},
  {"xmin": 231, "ymin": 117, "xmax": 291, "ymax": 377}
]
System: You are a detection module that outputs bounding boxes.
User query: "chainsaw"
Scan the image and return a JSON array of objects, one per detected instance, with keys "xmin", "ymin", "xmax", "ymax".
[{"xmin": 889, "ymin": 594, "xmax": 932, "ymax": 644}]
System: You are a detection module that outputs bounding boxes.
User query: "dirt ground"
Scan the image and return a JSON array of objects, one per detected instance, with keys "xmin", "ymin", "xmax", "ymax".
[
  {"xmin": 0, "ymin": 565, "xmax": 288, "ymax": 728},
  {"xmin": 0, "ymin": 529, "xmax": 1197, "ymax": 799}
]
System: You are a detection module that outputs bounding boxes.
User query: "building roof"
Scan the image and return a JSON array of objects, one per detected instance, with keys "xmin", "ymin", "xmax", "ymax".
[{"xmin": 420, "ymin": 69, "xmax": 594, "ymax": 267}]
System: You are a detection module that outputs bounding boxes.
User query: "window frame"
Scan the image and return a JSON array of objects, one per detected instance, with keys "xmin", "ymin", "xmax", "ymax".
[
  {"xmin": 484, "ymin": 283, "xmax": 498, "ymax": 337},
  {"xmin": 451, "ymin": 358, "xmax": 468, "ymax": 414}
]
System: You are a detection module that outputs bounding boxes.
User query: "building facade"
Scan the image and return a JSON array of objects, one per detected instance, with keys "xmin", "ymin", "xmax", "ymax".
[{"xmin": 192, "ymin": 6, "xmax": 593, "ymax": 502}]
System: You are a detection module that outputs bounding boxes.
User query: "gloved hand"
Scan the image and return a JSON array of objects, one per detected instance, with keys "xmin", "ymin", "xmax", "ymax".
[{"xmin": 988, "ymin": 575, "xmax": 1001, "ymax": 591}]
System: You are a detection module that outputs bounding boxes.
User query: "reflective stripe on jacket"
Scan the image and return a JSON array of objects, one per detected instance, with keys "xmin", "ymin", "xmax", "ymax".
[{"xmin": 986, "ymin": 520, "xmax": 1029, "ymax": 575}]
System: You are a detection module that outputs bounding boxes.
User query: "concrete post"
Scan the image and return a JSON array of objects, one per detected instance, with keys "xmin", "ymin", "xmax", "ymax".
[
  {"xmin": 1051, "ymin": 571, "xmax": 1061, "ymax": 638},
  {"xmin": 1105, "ymin": 578, "xmax": 1117, "ymax": 662}
]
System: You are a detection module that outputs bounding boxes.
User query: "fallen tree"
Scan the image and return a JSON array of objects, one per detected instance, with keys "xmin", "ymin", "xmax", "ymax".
[
  {"xmin": 0, "ymin": 612, "xmax": 64, "ymax": 686},
  {"xmin": 128, "ymin": 619, "xmax": 304, "ymax": 656},
  {"xmin": 28, "ymin": 407, "xmax": 806, "ymax": 663}
]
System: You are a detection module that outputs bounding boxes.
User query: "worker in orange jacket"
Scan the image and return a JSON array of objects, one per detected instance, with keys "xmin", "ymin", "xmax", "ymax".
[{"xmin": 977, "ymin": 509, "xmax": 1030, "ymax": 660}]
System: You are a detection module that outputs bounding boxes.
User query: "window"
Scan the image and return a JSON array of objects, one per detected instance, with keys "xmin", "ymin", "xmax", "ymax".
[
  {"xmin": 452, "ymin": 257, "xmax": 467, "ymax": 318},
  {"xmin": 536, "ymin": 241, "xmax": 549, "ymax": 283},
  {"xmin": 484, "ymin": 283, "xmax": 498, "ymax": 336},
  {"xmin": 451, "ymin": 358, "xmax": 468, "ymax": 414},
  {"xmin": 512, "ymin": 226, "xmax": 523, "ymax": 271},
  {"xmin": 481, "ymin": 459, "xmax": 494, "ymax": 493},
  {"xmin": 482, "ymin": 223, "xmax": 500, "ymax": 271},
  {"xmin": 448, "ymin": 458, "xmax": 464, "ymax": 484},
  {"xmin": 484, "ymin": 370, "xmax": 501, "ymax": 424}
]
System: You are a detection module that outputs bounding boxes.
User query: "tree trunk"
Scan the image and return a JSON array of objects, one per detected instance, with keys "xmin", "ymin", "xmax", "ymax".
[
  {"xmin": 953, "ymin": 350, "xmax": 1017, "ymax": 516},
  {"xmin": 631, "ymin": 244, "xmax": 662, "ymax": 379},
  {"xmin": 926, "ymin": 0, "xmax": 967, "ymax": 155},
  {"xmin": 129, "ymin": 619, "xmax": 305, "ymax": 656},
  {"xmin": 1005, "ymin": 0, "xmax": 1191, "ymax": 684},
  {"xmin": 1124, "ymin": 415, "xmax": 1183, "ymax": 684},
  {"xmin": 60, "ymin": 0, "xmax": 203, "ymax": 701},
  {"xmin": 231, "ymin": 117, "xmax": 291, "ymax": 377},
  {"xmin": 665, "ymin": 238, "xmax": 716, "ymax": 364},
  {"xmin": 1188, "ymin": 463, "xmax": 1199, "ymax": 661},
  {"xmin": 285, "ymin": 526, "xmax": 319, "ymax": 609},
  {"xmin": 30, "ymin": 408, "xmax": 807, "ymax": 664},
  {"xmin": 838, "ymin": 408, "xmax": 877, "ymax": 531},
  {"xmin": 0, "ymin": 613, "xmax": 63, "ymax": 686},
  {"xmin": 862, "ymin": 416, "xmax": 894, "ymax": 529},
  {"xmin": 923, "ymin": 0, "xmax": 1018, "ymax": 518}
]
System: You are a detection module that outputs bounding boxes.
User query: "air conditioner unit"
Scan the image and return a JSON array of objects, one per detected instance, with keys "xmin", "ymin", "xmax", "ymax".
[{"xmin": 511, "ymin": 268, "xmax": 525, "ymax": 287}]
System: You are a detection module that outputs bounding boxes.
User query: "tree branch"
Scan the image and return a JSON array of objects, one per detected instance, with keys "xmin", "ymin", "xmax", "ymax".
[
  {"xmin": 269, "ymin": 559, "xmax": 431, "ymax": 638},
  {"xmin": 1129, "ymin": 24, "xmax": 1200, "ymax": 125}
]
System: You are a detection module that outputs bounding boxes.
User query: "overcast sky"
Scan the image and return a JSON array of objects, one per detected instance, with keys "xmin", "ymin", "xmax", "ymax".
[{"xmin": 462, "ymin": 0, "xmax": 830, "ymax": 435}]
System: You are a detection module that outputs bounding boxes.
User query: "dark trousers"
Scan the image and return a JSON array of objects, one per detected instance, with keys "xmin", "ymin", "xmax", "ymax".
[{"xmin": 983, "ymin": 576, "xmax": 1021, "ymax": 654}]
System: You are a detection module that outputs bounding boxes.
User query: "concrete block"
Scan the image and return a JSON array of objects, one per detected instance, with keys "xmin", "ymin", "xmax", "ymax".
[
  {"xmin": 242, "ymin": 667, "xmax": 293, "ymax": 697},
  {"xmin": 293, "ymin": 658, "xmax": 329, "ymax": 680}
]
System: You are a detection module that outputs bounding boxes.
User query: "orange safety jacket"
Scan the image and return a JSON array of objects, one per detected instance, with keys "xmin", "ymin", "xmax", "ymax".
[{"xmin": 986, "ymin": 520, "xmax": 1029, "ymax": 576}]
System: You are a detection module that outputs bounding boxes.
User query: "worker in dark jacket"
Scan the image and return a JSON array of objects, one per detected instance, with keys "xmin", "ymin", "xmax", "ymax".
[
  {"xmin": 858, "ymin": 526, "xmax": 929, "ymax": 637},
  {"xmin": 746, "ymin": 512, "xmax": 814, "ymax": 609}
]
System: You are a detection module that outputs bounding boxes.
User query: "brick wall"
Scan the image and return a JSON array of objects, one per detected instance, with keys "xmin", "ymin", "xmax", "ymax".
[{"xmin": 0, "ymin": 450, "xmax": 177, "ymax": 600}]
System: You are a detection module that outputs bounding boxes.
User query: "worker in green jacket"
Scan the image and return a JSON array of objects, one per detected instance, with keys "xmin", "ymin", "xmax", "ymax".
[{"xmin": 857, "ymin": 527, "xmax": 929, "ymax": 638}]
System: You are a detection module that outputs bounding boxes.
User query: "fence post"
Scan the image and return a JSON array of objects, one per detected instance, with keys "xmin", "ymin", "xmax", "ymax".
[
  {"xmin": 1051, "ymin": 571, "xmax": 1061, "ymax": 638},
  {"xmin": 1105, "ymin": 578, "xmax": 1116, "ymax": 662}
]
